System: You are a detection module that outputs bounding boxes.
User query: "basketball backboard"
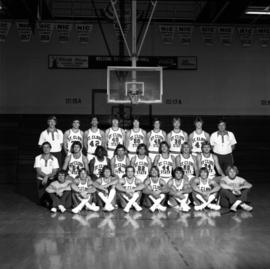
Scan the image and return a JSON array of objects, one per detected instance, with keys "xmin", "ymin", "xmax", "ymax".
[{"xmin": 107, "ymin": 66, "xmax": 163, "ymax": 104}]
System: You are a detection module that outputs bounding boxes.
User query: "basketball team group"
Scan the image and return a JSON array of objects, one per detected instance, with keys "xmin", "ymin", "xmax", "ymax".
[{"xmin": 34, "ymin": 115, "xmax": 253, "ymax": 215}]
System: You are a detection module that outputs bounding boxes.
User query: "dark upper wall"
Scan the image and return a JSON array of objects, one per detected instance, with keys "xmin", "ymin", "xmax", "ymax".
[{"xmin": 1, "ymin": 23, "xmax": 270, "ymax": 115}]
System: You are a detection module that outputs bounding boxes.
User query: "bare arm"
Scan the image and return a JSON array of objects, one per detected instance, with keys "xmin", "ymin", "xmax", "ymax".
[
  {"xmin": 209, "ymin": 180, "xmax": 221, "ymax": 194},
  {"xmin": 62, "ymin": 155, "xmax": 71, "ymax": 171},
  {"xmin": 146, "ymin": 132, "xmax": 151, "ymax": 148},
  {"xmin": 82, "ymin": 155, "xmax": 89, "ymax": 173},
  {"xmin": 192, "ymin": 155, "xmax": 199, "ymax": 177},
  {"xmin": 172, "ymin": 155, "xmax": 176, "ymax": 169},
  {"xmin": 100, "ymin": 130, "xmax": 106, "ymax": 147},
  {"xmin": 89, "ymin": 158, "xmax": 95, "ymax": 176},
  {"xmin": 134, "ymin": 178, "xmax": 145, "ymax": 191},
  {"xmin": 83, "ymin": 131, "xmax": 88, "ymax": 152},
  {"xmin": 104, "ymin": 129, "xmax": 110, "ymax": 149},
  {"xmin": 142, "ymin": 130, "xmax": 147, "ymax": 144},
  {"xmin": 166, "ymin": 133, "xmax": 171, "ymax": 147},
  {"xmin": 63, "ymin": 130, "xmax": 69, "ymax": 154},
  {"xmin": 125, "ymin": 131, "xmax": 130, "ymax": 149},
  {"xmin": 116, "ymin": 178, "xmax": 128, "ymax": 193},
  {"xmin": 188, "ymin": 133, "xmax": 194, "ymax": 148},
  {"xmin": 191, "ymin": 177, "xmax": 204, "ymax": 195},
  {"xmin": 153, "ymin": 154, "xmax": 160, "ymax": 166}
]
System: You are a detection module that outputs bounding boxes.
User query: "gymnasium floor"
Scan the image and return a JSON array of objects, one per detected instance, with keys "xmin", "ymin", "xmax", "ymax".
[{"xmin": 0, "ymin": 183, "xmax": 269, "ymax": 269}]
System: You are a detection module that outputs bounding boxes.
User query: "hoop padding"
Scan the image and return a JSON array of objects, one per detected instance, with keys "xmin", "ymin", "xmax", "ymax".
[{"xmin": 107, "ymin": 66, "xmax": 163, "ymax": 104}]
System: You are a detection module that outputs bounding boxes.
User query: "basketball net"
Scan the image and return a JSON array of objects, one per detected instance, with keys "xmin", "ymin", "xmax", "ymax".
[{"xmin": 128, "ymin": 88, "xmax": 142, "ymax": 104}]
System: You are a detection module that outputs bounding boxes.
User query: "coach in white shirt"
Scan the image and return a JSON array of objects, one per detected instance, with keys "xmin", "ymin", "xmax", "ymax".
[
  {"xmin": 34, "ymin": 141, "xmax": 59, "ymax": 206},
  {"xmin": 38, "ymin": 116, "xmax": 63, "ymax": 166},
  {"xmin": 210, "ymin": 120, "xmax": 237, "ymax": 173}
]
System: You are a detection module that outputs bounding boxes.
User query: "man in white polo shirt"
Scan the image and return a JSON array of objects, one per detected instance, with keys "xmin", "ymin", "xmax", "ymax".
[
  {"xmin": 210, "ymin": 120, "xmax": 237, "ymax": 173},
  {"xmin": 38, "ymin": 116, "xmax": 63, "ymax": 166},
  {"xmin": 34, "ymin": 142, "xmax": 59, "ymax": 206}
]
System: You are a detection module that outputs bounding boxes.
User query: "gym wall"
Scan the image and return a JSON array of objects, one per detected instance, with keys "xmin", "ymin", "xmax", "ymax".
[{"xmin": 1, "ymin": 23, "xmax": 270, "ymax": 115}]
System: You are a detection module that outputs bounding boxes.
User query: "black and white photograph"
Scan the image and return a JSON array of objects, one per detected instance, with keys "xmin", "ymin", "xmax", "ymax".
[{"xmin": 0, "ymin": 1, "xmax": 270, "ymax": 269}]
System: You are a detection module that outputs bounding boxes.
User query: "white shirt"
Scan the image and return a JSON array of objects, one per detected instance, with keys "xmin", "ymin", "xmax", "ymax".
[
  {"xmin": 221, "ymin": 176, "xmax": 246, "ymax": 189},
  {"xmin": 210, "ymin": 131, "xmax": 237, "ymax": 155},
  {"xmin": 34, "ymin": 154, "xmax": 59, "ymax": 179},
  {"xmin": 38, "ymin": 129, "xmax": 63, "ymax": 152}
]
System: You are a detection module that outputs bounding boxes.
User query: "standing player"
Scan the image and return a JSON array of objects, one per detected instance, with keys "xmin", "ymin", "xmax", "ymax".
[
  {"xmin": 189, "ymin": 117, "xmax": 209, "ymax": 156},
  {"xmin": 197, "ymin": 141, "xmax": 224, "ymax": 180},
  {"xmin": 167, "ymin": 117, "xmax": 188, "ymax": 158},
  {"xmin": 167, "ymin": 167, "xmax": 192, "ymax": 212},
  {"xmin": 111, "ymin": 144, "xmax": 130, "ymax": 179},
  {"xmin": 116, "ymin": 166, "xmax": 144, "ymax": 213},
  {"xmin": 94, "ymin": 166, "xmax": 118, "ymax": 211},
  {"xmin": 89, "ymin": 146, "xmax": 110, "ymax": 181},
  {"xmin": 147, "ymin": 119, "xmax": 166, "ymax": 163},
  {"xmin": 38, "ymin": 116, "xmax": 63, "ymax": 166},
  {"xmin": 143, "ymin": 166, "xmax": 167, "ymax": 212},
  {"xmin": 191, "ymin": 167, "xmax": 221, "ymax": 211},
  {"xmin": 154, "ymin": 141, "xmax": 176, "ymax": 184},
  {"xmin": 84, "ymin": 116, "xmax": 105, "ymax": 163},
  {"xmin": 125, "ymin": 118, "xmax": 146, "ymax": 160},
  {"xmin": 71, "ymin": 168, "xmax": 99, "ymax": 213},
  {"xmin": 105, "ymin": 116, "xmax": 125, "ymax": 159},
  {"xmin": 176, "ymin": 142, "xmax": 198, "ymax": 181},
  {"xmin": 131, "ymin": 143, "xmax": 152, "ymax": 183},
  {"xmin": 63, "ymin": 119, "xmax": 83, "ymax": 155},
  {"xmin": 62, "ymin": 141, "xmax": 89, "ymax": 181}
]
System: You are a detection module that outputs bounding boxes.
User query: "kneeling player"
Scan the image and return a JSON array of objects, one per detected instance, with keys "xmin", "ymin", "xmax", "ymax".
[
  {"xmin": 94, "ymin": 166, "xmax": 118, "ymax": 212},
  {"xmin": 116, "ymin": 166, "xmax": 144, "ymax": 213},
  {"xmin": 71, "ymin": 168, "xmax": 99, "ymax": 213},
  {"xmin": 191, "ymin": 167, "xmax": 221, "ymax": 211},
  {"xmin": 144, "ymin": 166, "xmax": 168, "ymax": 212},
  {"xmin": 167, "ymin": 167, "xmax": 192, "ymax": 212},
  {"xmin": 219, "ymin": 165, "xmax": 253, "ymax": 212}
]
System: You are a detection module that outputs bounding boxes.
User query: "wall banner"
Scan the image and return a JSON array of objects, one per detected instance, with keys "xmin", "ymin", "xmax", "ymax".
[
  {"xmin": 16, "ymin": 21, "xmax": 32, "ymax": 42},
  {"xmin": 255, "ymin": 27, "xmax": 270, "ymax": 47},
  {"xmin": 48, "ymin": 55, "xmax": 89, "ymax": 69},
  {"xmin": 237, "ymin": 26, "xmax": 254, "ymax": 47},
  {"xmin": 0, "ymin": 21, "xmax": 12, "ymax": 42},
  {"xmin": 75, "ymin": 23, "xmax": 93, "ymax": 44},
  {"xmin": 55, "ymin": 23, "xmax": 73, "ymax": 43},
  {"xmin": 175, "ymin": 25, "xmax": 194, "ymax": 45},
  {"xmin": 218, "ymin": 26, "xmax": 234, "ymax": 46},
  {"xmin": 159, "ymin": 25, "xmax": 175, "ymax": 44},
  {"xmin": 200, "ymin": 25, "xmax": 217, "ymax": 46},
  {"xmin": 37, "ymin": 22, "xmax": 54, "ymax": 43}
]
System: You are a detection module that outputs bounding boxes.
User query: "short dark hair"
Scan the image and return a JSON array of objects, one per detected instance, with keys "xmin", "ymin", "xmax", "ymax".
[
  {"xmin": 150, "ymin": 166, "xmax": 160, "ymax": 177},
  {"xmin": 47, "ymin": 115, "xmax": 57, "ymax": 123},
  {"xmin": 159, "ymin": 141, "xmax": 170, "ymax": 154},
  {"xmin": 42, "ymin": 142, "xmax": 52, "ymax": 148},
  {"xmin": 199, "ymin": 167, "xmax": 209, "ymax": 176},
  {"xmin": 70, "ymin": 141, "xmax": 82, "ymax": 153},
  {"xmin": 201, "ymin": 141, "xmax": 211, "ymax": 148},
  {"xmin": 58, "ymin": 169, "xmax": 67, "ymax": 177},
  {"xmin": 136, "ymin": 143, "xmax": 148, "ymax": 155},
  {"xmin": 94, "ymin": 145, "xmax": 107, "ymax": 157},
  {"xmin": 194, "ymin": 116, "xmax": 203, "ymax": 124},
  {"xmin": 101, "ymin": 165, "xmax": 112, "ymax": 177},
  {"xmin": 172, "ymin": 167, "xmax": 184, "ymax": 178},
  {"xmin": 114, "ymin": 144, "xmax": 127, "ymax": 156},
  {"xmin": 173, "ymin": 117, "xmax": 181, "ymax": 123},
  {"xmin": 125, "ymin": 165, "xmax": 135, "ymax": 173},
  {"xmin": 226, "ymin": 165, "xmax": 239, "ymax": 176}
]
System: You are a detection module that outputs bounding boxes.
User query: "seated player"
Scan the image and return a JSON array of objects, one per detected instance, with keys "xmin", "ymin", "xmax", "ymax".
[
  {"xmin": 189, "ymin": 117, "xmax": 209, "ymax": 157},
  {"xmin": 175, "ymin": 142, "xmax": 198, "ymax": 181},
  {"xmin": 62, "ymin": 141, "xmax": 89, "ymax": 181},
  {"xmin": 143, "ymin": 166, "xmax": 168, "ymax": 212},
  {"xmin": 167, "ymin": 117, "xmax": 188, "ymax": 158},
  {"xmin": 125, "ymin": 117, "xmax": 147, "ymax": 160},
  {"xmin": 167, "ymin": 167, "xmax": 192, "ymax": 212},
  {"xmin": 63, "ymin": 119, "xmax": 83, "ymax": 155},
  {"xmin": 46, "ymin": 170, "xmax": 72, "ymax": 213},
  {"xmin": 131, "ymin": 143, "xmax": 152, "ymax": 183},
  {"xmin": 147, "ymin": 119, "xmax": 166, "ymax": 163},
  {"xmin": 34, "ymin": 141, "xmax": 59, "ymax": 206},
  {"xmin": 89, "ymin": 146, "xmax": 110, "ymax": 181},
  {"xmin": 116, "ymin": 166, "xmax": 144, "ymax": 213},
  {"xmin": 94, "ymin": 166, "xmax": 119, "ymax": 212},
  {"xmin": 105, "ymin": 116, "xmax": 125, "ymax": 159},
  {"xmin": 84, "ymin": 116, "xmax": 105, "ymax": 163},
  {"xmin": 197, "ymin": 141, "xmax": 224, "ymax": 180},
  {"xmin": 111, "ymin": 144, "xmax": 130, "ymax": 179},
  {"xmin": 154, "ymin": 141, "xmax": 176, "ymax": 184},
  {"xmin": 191, "ymin": 167, "xmax": 221, "ymax": 211},
  {"xmin": 71, "ymin": 168, "xmax": 99, "ymax": 213},
  {"xmin": 219, "ymin": 166, "xmax": 253, "ymax": 212}
]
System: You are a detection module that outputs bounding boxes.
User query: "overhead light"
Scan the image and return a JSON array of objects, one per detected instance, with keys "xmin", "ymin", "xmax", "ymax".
[{"xmin": 245, "ymin": 6, "xmax": 270, "ymax": 15}]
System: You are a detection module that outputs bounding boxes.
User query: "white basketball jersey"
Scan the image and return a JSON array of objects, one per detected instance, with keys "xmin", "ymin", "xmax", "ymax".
[
  {"xmin": 157, "ymin": 154, "xmax": 174, "ymax": 182},
  {"xmin": 149, "ymin": 177, "xmax": 162, "ymax": 192},
  {"xmin": 201, "ymin": 154, "xmax": 216, "ymax": 178},
  {"xmin": 113, "ymin": 156, "xmax": 127, "ymax": 178},
  {"xmin": 87, "ymin": 129, "xmax": 102, "ymax": 154},
  {"xmin": 123, "ymin": 177, "xmax": 137, "ymax": 190},
  {"xmin": 78, "ymin": 180, "xmax": 88, "ymax": 192},
  {"xmin": 169, "ymin": 130, "xmax": 186, "ymax": 153},
  {"xmin": 148, "ymin": 130, "xmax": 166, "ymax": 152},
  {"xmin": 173, "ymin": 178, "xmax": 184, "ymax": 192},
  {"xmin": 191, "ymin": 131, "xmax": 207, "ymax": 154},
  {"xmin": 100, "ymin": 177, "xmax": 110, "ymax": 186},
  {"xmin": 134, "ymin": 155, "xmax": 150, "ymax": 182},
  {"xmin": 66, "ymin": 129, "xmax": 83, "ymax": 153},
  {"xmin": 179, "ymin": 154, "xmax": 195, "ymax": 177},
  {"xmin": 127, "ymin": 129, "xmax": 145, "ymax": 153},
  {"xmin": 107, "ymin": 128, "xmax": 124, "ymax": 150},
  {"xmin": 198, "ymin": 178, "xmax": 211, "ymax": 192},
  {"xmin": 68, "ymin": 153, "xmax": 84, "ymax": 178},
  {"xmin": 93, "ymin": 157, "xmax": 108, "ymax": 177}
]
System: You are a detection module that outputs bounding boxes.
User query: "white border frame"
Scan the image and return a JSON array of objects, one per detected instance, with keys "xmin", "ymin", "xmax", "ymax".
[{"xmin": 107, "ymin": 66, "xmax": 163, "ymax": 104}]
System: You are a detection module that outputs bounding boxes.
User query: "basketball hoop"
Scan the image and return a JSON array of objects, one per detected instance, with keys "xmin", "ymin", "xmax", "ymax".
[{"xmin": 128, "ymin": 88, "xmax": 142, "ymax": 104}]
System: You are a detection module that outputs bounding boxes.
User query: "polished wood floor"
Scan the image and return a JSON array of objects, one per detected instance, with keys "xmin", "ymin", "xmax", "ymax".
[{"xmin": 0, "ymin": 184, "xmax": 269, "ymax": 269}]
